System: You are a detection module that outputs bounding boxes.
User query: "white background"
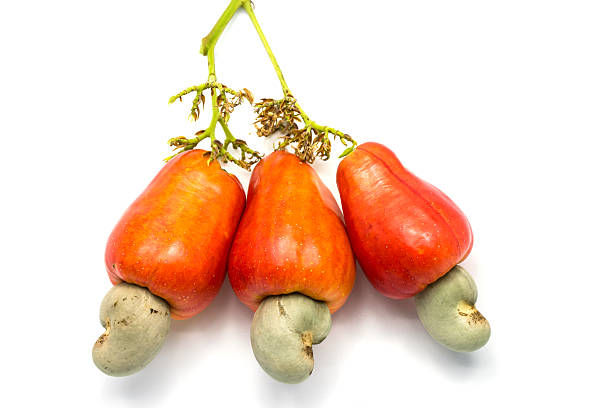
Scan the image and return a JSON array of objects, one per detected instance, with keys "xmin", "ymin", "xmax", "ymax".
[{"xmin": 1, "ymin": 0, "xmax": 611, "ymax": 406}]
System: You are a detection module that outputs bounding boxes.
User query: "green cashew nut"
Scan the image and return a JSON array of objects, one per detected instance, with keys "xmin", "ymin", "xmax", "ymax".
[
  {"xmin": 415, "ymin": 265, "xmax": 491, "ymax": 352},
  {"xmin": 92, "ymin": 283, "xmax": 171, "ymax": 376},
  {"xmin": 251, "ymin": 293, "xmax": 332, "ymax": 384}
]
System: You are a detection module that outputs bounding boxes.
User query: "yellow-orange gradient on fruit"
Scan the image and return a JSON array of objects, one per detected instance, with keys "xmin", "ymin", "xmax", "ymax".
[
  {"xmin": 228, "ymin": 151, "xmax": 355, "ymax": 314},
  {"xmin": 105, "ymin": 150, "xmax": 245, "ymax": 319}
]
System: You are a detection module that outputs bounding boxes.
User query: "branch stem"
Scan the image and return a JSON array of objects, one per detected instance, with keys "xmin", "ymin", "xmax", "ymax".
[
  {"xmin": 168, "ymin": 0, "xmax": 354, "ymax": 167},
  {"xmin": 200, "ymin": 0, "xmax": 247, "ymax": 57},
  {"xmin": 242, "ymin": 2, "xmax": 355, "ymax": 157},
  {"xmin": 243, "ymin": 2, "xmax": 290, "ymax": 97}
]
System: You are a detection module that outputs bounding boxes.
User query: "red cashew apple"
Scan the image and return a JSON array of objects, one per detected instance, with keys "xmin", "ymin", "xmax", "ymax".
[
  {"xmin": 229, "ymin": 151, "xmax": 355, "ymax": 383},
  {"xmin": 93, "ymin": 150, "xmax": 245, "ymax": 376},
  {"xmin": 336, "ymin": 142, "xmax": 490, "ymax": 352}
]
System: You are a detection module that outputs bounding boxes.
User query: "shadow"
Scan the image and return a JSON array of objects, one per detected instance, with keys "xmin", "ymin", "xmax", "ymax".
[
  {"xmin": 459, "ymin": 256, "xmax": 482, "ymax": 280},
  {"xmin": 417, "ymin": 335, "xmax": 497, "ymax": 381},
  {"xmin": 102, "ymin": 259, "xmax": 494, "ymax": 403},
  {"xmin": 333, "ymin": 263, "xmax": 419, "ymax": 331},
  {"xmin": 247, "ymin": 264, "xmax": 418, "ymax": 403},
  {"xmin": 403, "ymin": 256, "xmax": 496, "ymax": 380},
  {"xmin": 332, "ymin": 262, "xmax": 494, "ymax": 382},
  {"xmin": 254, "ymin": 361, "xmax": 335, "ymax": 408},
  {"xmin": 170, "ymin": 277, "xmax": 252, "ymax": 336},
  {"xmin": 103, "ymin": 277, "xmax": 251, "ymax": 403}
]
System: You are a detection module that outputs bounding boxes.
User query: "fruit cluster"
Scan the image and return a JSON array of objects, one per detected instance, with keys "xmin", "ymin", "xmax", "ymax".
[{"xmin": 92, "ymin": 0, "xmax": 490, "ymax": 383}]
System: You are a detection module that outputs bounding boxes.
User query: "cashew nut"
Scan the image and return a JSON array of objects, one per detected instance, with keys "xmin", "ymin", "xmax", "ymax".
[
  {"xmin": 92, "ymin": 283, "xmax": 171, "ymax": 376},
  {"xmin": 250, "ymin": 293, "xmax": 332, "ymax": 384},
  {"xmin": 415, "ymin": 265, "xmax": 491, "ymax": 352}
]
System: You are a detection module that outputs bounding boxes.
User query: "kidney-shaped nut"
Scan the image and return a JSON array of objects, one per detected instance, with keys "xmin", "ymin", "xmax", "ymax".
[
  {"xmin": 251, "ymin": 293, "xmax": 332, "ymax": 384},
  {"xmin": 415, "ymin": 265, "xmax": 491, "ymax": 352},
  {"xmin": 92, "ymin": 283, "xmax": 171, "ymax": 376}
]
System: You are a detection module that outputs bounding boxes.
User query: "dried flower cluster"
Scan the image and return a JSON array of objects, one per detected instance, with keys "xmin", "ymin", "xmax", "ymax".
[
  {"xmin": 254, "ymin": 97, "xmax": 301, "ymax": 137},
  {"xmin": 213, "ymin": 137, "xmax": 263, "ymax": 170},
  {"xmin": 219, "ymin": 87, "xmax": 254, "ymax": 121},
  {"xmin": 167, "ymin": 82, "xmax": 262, "ymax": 170},
  {"xmin": 254, "ymin": 96, "xmax": 355, "ymax": 163}
]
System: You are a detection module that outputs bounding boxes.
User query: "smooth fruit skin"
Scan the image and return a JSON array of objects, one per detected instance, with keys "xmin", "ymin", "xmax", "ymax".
[
  {"xmin": 336, "ymin": 142, "xmax": 473, "ymax": 299},
  {"xmin": 228, "ymin": 151, "xmax": 355, "ymax": 314},
  {"xmin": 105, "ymin": 150, "xmax": 245, "ymax": 320}
]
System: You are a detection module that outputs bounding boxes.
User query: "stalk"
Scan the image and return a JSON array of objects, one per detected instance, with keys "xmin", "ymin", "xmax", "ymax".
[{"xmin": 168, "ymin": 0, "xmax": 355, "ymax": 167}]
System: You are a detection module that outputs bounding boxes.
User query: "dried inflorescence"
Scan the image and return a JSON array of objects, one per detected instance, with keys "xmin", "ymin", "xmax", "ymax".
[
  {"xmin": 219, "ymin": 87, "xmax": 254, "ymax": 121},
  {"xmin": 211, "ymin": 136, "xmax": 263, "ymax": 170},
  {"xmin": 164, "ymin": 0, "xmax": 357, "ymax": 171},
  {"xmin": 278, "ymin": 127, "xmax": 333, "ymax": 163},
  {"xmin": 167, "ymin": 130, "xmax": 262, "ymax": 170},
  {"xmin": 174, "ymin": 83, "xmax": 254, "ymax": 123},
  {"xmin": 254, "ymin": 96, "xmax": 356, "ymax": 164},
  {"xmin": 167, "ymin": 82, "xmax": 262, "ymax": 170},
  {"xmin": 188, "ymin": 91, "xmax": 206, "ymax": 121},
  {"xmin": 254, "ymin": 97, "xmax": 301, "ymax": 137}
]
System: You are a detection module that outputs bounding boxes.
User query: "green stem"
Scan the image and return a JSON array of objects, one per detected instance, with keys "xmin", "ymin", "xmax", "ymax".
[
  {"xmin": 207, "ymin": 47, "xmax": 219, "ymax": 144},
  {"xmin": 200, "ymin": 0, "xmax": 247, "ymax": 56},
  {"xmin": 169, "ymin": 82, "xmax": 245, "ymax": 104},
  {"xmin": 242, "ymin": 3, "xmax": 321, "ymax": 133},
  {"xmin": 208, "ymin": 45, "xmax": 217, "ymax": 82},
  {"xmin": 201, "ymin": 0, "xmax": 321, "ymax": 128},
  {"xmin": 243, "ymin": 1, "xmax": 290, "ymax": 97},
  {"xmin": 168, "ymin": 0, "xmax": 353, "ymax": 166},
  {"xmin": 209, "ymin": 92, "xmax": 219, "ymax": 134},
  {"xmin": 219, "ymin": 117, "xmax": 235, "ymax": 147}
]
